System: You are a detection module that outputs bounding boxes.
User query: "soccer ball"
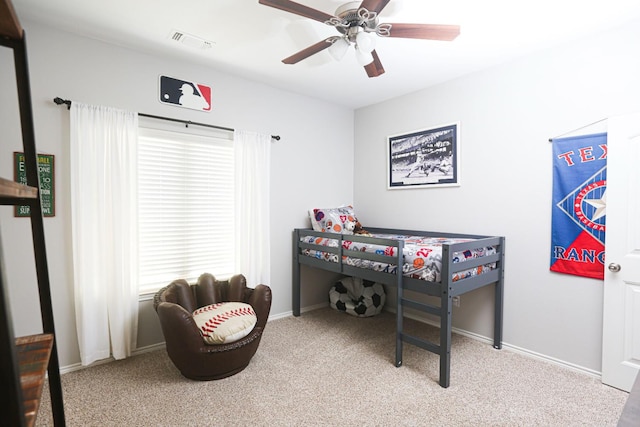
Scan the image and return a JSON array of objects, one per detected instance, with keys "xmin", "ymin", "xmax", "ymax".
[{"xmin": 329, "ymin": 277, "xmax": 386, "ymax": 317}]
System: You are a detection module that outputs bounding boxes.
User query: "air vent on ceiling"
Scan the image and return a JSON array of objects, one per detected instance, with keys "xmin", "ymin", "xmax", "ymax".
[{"xmin": 168, "ymin": 30, "xmax": 214, "ymax": 50}]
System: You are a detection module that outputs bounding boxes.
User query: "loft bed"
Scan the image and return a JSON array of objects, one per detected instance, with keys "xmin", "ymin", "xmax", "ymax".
[{"xmin": 292, "ymin": 226, "xmax": 505, "ymax": 388}]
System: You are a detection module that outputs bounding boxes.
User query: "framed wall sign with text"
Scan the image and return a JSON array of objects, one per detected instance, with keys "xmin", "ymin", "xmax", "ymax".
[{"xmin": 13, "ymin": 152, "xmax": 55, "ymax": 217}]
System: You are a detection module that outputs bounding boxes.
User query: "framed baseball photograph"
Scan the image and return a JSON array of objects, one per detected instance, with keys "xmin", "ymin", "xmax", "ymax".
[{"xmin": 387, "ymin": 122, "xmax": 459, "ymax": 189}]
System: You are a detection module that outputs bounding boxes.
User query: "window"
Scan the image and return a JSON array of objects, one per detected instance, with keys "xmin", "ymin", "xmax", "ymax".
[{"xmin": 137, "ymin": 127, "xmax": 235, "ymax": 295}]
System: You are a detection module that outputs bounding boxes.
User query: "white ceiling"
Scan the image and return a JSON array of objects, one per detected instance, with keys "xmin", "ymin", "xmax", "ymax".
[{"xmin": 12, "ymin": 0, "xmax": 640, "ymax": 109}]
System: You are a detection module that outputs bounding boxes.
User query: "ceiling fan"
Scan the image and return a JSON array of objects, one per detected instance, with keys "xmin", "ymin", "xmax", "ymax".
[{"xmin": 258, "ymin": 0, "xmax": 460, "ymax": 78}]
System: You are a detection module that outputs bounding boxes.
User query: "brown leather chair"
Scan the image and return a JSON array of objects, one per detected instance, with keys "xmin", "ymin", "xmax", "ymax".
[{"xmin": 153, "ymin": 273, "xmax": 272, "ymax": 380}]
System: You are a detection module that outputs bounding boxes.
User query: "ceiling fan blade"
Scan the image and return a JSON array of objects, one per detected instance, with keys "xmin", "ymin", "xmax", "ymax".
[
  {"xmin": 364, "ymin": 50, "xmax": 385, "ymax": 78},
  {"xmin": 259, "ymin": 0, "xmax": 336, "ymax": 24},
  {"xmin": 385, "ymin": 23, "xmax": 460, "ymax": 41},
  {"xmin": 359, "ymin": 0, "xmax": 392, "ymax": 15},
  {"xmin": 282, "ymin": 37, "xmax": 335, "ymax": 64}
]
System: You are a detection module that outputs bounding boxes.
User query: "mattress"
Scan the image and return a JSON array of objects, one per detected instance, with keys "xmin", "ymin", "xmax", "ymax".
[{"xmin": 299, "ymin": 233, "xmax": 497, "ymax": 283}]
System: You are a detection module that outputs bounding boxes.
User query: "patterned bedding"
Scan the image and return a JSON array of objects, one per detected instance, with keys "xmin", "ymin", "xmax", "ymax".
[{"xmin": 299, "ymin": 233, "xmax": 497, "ymax": 283}]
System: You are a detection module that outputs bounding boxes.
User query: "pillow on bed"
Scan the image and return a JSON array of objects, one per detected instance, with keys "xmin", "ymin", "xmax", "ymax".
[
  {"xmin": 309, "ymin": 206, "xmax": 357, "ymax": 234},
  {"xmin": 192, "ymin": 302, "xmax": 257, "ymax": 345}
]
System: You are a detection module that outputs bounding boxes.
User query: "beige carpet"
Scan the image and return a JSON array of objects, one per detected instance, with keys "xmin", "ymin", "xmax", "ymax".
[{"xmin": 36, "ymin": 308, "xmax": 628, "ymax": 426}]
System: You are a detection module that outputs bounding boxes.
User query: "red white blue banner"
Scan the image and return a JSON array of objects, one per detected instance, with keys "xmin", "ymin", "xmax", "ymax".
[
  {"xmin": 550, "ymin": 133, "xmax": 607, "ymax": 280},
  {"xmin": 159, "ymin": 75, "xmax": 211, "ymax": 112}
]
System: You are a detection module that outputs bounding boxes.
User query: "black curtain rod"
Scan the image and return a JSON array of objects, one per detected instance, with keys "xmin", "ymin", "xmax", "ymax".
[{"xmin": 53, "ymin": 97, "xmax": 280, "ymax": 141}]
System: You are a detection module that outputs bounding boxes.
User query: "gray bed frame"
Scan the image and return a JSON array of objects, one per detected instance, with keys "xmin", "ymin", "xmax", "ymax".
[{"xmin": 292, "ymin": 227, "xmax": 505, "ymax": 388}]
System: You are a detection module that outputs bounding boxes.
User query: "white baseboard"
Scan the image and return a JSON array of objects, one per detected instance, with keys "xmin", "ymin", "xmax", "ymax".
[
  {"xmin": 268, "ymin": 302, "xmax": 329, "ymax": 321},
  {"xmin": 499, "ymin": 341, "xmax": 601, "ymax": 379},
  {"xmin": 59, "ymin": 342, "xmax": 166, "ymax": 374},
  {"xmin": 385, "ymin": 307, "xmax": 602, "ymax": 380},
  {"xmin": 268, "ymin": 311, "xmax": 292, "ymax": 321}
]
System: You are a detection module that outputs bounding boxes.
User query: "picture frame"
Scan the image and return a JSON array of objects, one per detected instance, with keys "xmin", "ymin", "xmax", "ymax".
[
  {"xmin": 387, "ymin": 122, "xmax": 459, "ymax": 189},
  {"xmin": 13, "ymin": 152, "xmax": 55, "ymax": 217}
]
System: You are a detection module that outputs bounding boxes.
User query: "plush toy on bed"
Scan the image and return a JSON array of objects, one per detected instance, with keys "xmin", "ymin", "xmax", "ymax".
[{"xmin": 346, "ymin": 220, "xmax": 372, "ymax": 236}]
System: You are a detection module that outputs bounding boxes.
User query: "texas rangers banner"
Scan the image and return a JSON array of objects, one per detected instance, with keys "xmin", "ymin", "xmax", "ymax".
[{"xmin": 550, "ymin": 133, "xmax": 607, "ymax": 279}]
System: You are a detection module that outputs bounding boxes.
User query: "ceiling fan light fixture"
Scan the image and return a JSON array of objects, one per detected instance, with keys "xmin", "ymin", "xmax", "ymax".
[
  {"xmin": 355, "ymin": 46, "xmax": 374, "ymax": 66},
  {"xmin": 258, "ymin": 0, "xmax": 459, "ymax": 78},
  {"xmin": 355, "ymin": 31, "xmax": 375, "ymax": 53},
  {"xmin": 328, "ymin": 37, "xmax": 350, "ymax": 61}
]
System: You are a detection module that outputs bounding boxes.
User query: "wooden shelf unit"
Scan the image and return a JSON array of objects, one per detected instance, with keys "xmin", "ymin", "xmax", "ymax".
[
  {"xmin": 0, "ymin": 177, "xmax": 39, "ymax": 199},
  {"xmin": 0, "ymin": 0, "xmax": 23, "ymax": 40},
  {"xmin": 17, "ymin": 334, "xmax": 55, "ymax": 426},
  {"xmin": 0, "ymin": 0, "xmax": 66, "ymax": 425}
]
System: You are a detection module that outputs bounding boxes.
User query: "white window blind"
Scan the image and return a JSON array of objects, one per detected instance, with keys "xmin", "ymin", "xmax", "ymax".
[{"xmin": 137, "ymin": 127, "xmax": 235, "ymax": 294}]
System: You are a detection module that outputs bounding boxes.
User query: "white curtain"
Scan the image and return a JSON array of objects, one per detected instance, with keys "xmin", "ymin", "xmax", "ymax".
[
  {"xmin": 70, "ymin": 102, "xmax": 139, "ymax": 366},
  {"xmin": 233, "ymin": 130, "xmax": 271, "ymax": 286}
]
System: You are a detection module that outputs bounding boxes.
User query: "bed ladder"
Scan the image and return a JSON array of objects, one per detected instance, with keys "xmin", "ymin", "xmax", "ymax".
[
  {"xmin": 395, "ymin": 245, "xmax": 455, "ymax": 388},
  {"xmin": 395, "ymin": 239, "xmax": 505, "ymax": 388},
  {"xmin": 396, "ymin": 296, "xmax": 455, "ymax": 387},
  {"xmin": 0, "ymin": 0, "xmax": 66, "ymax": 424}
]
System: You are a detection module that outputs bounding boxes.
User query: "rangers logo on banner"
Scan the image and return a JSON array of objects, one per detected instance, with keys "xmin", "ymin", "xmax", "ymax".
[
  {"xmin": 550, "ymin": 133, "xmax": 607, "ymax": 279},
  {"xmin": 159, "ymin": 75, "xmax": 211, "ymax": 112}
]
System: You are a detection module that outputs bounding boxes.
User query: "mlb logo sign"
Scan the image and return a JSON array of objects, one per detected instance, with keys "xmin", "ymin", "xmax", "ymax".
[{"xmin": 159, "ymin": 75, "xmax": 211, "ymax": 112}]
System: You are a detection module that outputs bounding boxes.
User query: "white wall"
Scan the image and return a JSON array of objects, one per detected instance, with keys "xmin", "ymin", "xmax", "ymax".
[
  {"xmin": 0, "ymin": 21, "xmax": 354, "ymax": 368},
  {"xmin": 353, "ymin": 20, "xmax": 640, "ymax": 373}
]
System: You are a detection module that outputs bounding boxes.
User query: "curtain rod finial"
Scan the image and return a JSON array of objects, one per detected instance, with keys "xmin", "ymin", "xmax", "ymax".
[{"xmin": 53, "ymin": 97, "xmax": 71, "ymax": 110}]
